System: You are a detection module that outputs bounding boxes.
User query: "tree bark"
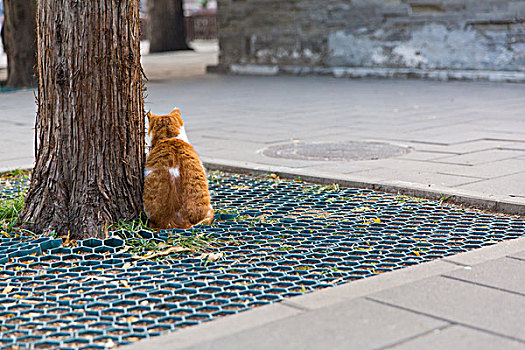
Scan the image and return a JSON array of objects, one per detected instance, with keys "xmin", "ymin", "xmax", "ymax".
[
  {"xmin": 2, "ymin": 0, "xmax": 37, "ymax": 88},
  {"xmin": 148, "ymin": 0, "xmax": 191, "ymax": 53},
  {"xmin": 20, "ymin": 0, "xmax": 145, "ymax": 239}
]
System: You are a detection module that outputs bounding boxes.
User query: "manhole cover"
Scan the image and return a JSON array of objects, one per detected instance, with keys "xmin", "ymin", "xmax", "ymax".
[{"xmin": 263, "ymin": 141, "xmax": 410, "ymax": 161}]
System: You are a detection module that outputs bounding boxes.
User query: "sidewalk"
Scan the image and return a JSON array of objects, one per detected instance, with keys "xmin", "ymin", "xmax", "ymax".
[
  {"xmin": 123, "ymin": 237, "xmax": 525, "ymax": 350},
  {"xmin": 1, "ymin": 42, "xmax": 525, "ymax": 349}
]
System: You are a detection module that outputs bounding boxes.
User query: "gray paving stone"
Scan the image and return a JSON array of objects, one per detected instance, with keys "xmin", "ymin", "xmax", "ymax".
[
  {"xmin": 259, "ymin": 162, "xmax": 378, "ymax": 180},
  {"xmin": 431, "ymin": 150, "xmax": 525, "ymax": 166},
  {"xmin": 340, "ymin": 167, "xmax": 482, "ymax": 188},
  {"xmin": 180, "ymin": 298, "xmax": 447, "ymax": 350},
  {"xmin": 407, "ymin": 140, "xmax": 519, "ymax": 154},
  {"xmin": 385, "ymin": 325, "xmax": 525, "ymax": 350},
  {"xmin": 0, "ymin": 157, "xmax": 34, "ymax": 173},
  {"xmin": 508, "ymin": 250, "xmax": 525, "ymax": 261},
  {"xmin": 500, "ymin": 142, "xmax": 525, "ymax": 151},
  {"xmin": 456, "ymin": 172, "xmax": 525, "ymax": 197},
  {"xmin": 389, "ymin": 131, "xmax": 489, "ymax": 146},
  {"xmin": 398, "ymin": 150, "xmax": 459, "ymax": 161},
  {"xmin": 142, "ymin": 43, "xmax": 218, "ymax": 81},
  {"xmin": 435, "ymin": 158, "xmax": 525, "ymax": 180},
  {"xmin": 443, "ymin": 257, "xmax": 525, "ymax": 295},
  {"xmin": 370, "ymin": 276, "xmax": 525, "ymax": 341}
]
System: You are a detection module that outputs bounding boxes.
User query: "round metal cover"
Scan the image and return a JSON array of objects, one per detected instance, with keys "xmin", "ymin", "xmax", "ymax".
[{"xmin": 263, "ymin": 141, "xmax": 410, "ymax": 161}]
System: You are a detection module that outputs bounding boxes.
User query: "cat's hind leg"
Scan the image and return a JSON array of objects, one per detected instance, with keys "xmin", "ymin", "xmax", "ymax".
[
  {"xmin": 196, "ymin": 207, "xmax": 214, "ymax": 226},
  {"xmin": 143, "ymin": 168, "xmax": 175, "ymax": 229}
]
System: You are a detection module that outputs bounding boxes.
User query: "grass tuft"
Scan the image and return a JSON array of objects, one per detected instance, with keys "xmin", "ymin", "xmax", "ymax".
[
  {"xmin": 0, "ymin": 169, "xmax": 30, "ymax": 233},
  {"xmin": 110, "ymin": 213, "xmax": 220, "ymax": 260},
  {"xmin": 0, "ymin": 195, "xmax": 25, "ymax": 232}
]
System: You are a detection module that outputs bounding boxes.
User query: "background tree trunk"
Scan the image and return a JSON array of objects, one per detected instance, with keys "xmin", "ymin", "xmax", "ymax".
[
  {"xmin": 20, "ymin": 0, "xmax": 145, "ymax": 239},
  {"xmin": 2, "ymin": 0, "xmax": 37, "ymax": 88},
  {"xmin": 148, "ymin": 0, "xmax": 191, "ymax": 53}
]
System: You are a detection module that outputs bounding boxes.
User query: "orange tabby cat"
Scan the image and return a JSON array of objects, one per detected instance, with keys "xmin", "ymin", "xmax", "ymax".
[{"xmin": 143, "ymin": 108, "xmax": 213, "ymax": 229}]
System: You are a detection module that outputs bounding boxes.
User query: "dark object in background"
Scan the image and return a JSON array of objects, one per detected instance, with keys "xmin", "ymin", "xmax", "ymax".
[
  {"xmin": 185, "ymin": 8, "xmax": 216, "ymax": 41},
  {"xmin": 2, "ymin": 0, "xmax": 36, "ymax": 88},
  {"xmin": 148, "ymin": 0, "xmax": 191, "ymax": 52}
]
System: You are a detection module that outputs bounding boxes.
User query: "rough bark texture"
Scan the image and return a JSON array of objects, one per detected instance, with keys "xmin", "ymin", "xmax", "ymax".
[
  {"xmin": 2, "ymin": 0, "xmax": 37, "ymax": 88},
  {"xmin": 148, "ymin": 0, "xmax": 191, "ymax": 53},
  {"xmin": 20, "ymin": 0, "xmax": 145, "ymax": 239}
]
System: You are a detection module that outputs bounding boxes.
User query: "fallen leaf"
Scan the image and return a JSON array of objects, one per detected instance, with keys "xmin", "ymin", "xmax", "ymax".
[
  {"xmin": 2, "ymin": 286, "xmax": 14, "ymax": 294},
  {"xmin": 122, "ymin": 262, "xmax": 133, "ymax": 269},
  {"xmin": 353, "ymin": 206, "xmax": 372, "ymax": 212},
  {"xmin": 123, "ymin": 316, "xmax": 138, "ymax": 323},
  {"xmin": 199, "ymin": 252, "xmax": 224, "ymax": 262},
  {"xmin": 63, "ymin": 231, "xmax": 71, "ymax": 246},
  {"xmin": 91, "ymin": 276, "xmax": 111, "ymax": 282},
  {"xmin": 133, "ymin": 246, "xmax": 193, "ymax": 260}
]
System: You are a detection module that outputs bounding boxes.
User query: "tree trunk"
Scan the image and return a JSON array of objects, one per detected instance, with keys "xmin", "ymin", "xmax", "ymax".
[
  {"xmin": 2, "ymin": 0, "xmax": 37, "ymax": 88},
  {"xmin": 20, "ymin": 0, "xmax": 145, "ymax": 240},
  {"xmin": 148, "ymin": 0, "xmax": 191, "ymax": 53}
]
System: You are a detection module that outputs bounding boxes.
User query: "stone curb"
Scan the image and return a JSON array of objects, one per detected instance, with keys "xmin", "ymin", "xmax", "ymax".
[
  {"xmin": 202, "ymin": 158, "xmax": 525, "ymax": 216},
  {"xmin": 207, "ymin": 64, "xmax": 525, "ymax": 83},
  {"xmin": 121, "ymin": 233, "xmax": 525, "ymax": 350}
]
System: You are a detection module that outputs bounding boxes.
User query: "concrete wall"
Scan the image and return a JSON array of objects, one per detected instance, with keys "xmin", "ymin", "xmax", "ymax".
[{"xmin": 216, "ymin": 0, "xmax": 525, "ymax": 79}]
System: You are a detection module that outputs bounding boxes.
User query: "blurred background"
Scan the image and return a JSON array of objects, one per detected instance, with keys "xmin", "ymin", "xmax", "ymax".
[
  {"xmin": 0, "ymin": 0, "xmax": 220, "ymax": 84},
  {"xmin": 0, "ymin": 0, "xmax": 524, "ymax": 204},
  {"xmin": 2, "ymin": 0, "xmax": 525, "ymax": 85}
]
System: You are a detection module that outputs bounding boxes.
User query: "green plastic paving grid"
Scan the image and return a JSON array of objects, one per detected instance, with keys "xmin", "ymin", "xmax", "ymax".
[{"xmin": 0, "ymin": 171, "xmax": 524, "ymax": 349}]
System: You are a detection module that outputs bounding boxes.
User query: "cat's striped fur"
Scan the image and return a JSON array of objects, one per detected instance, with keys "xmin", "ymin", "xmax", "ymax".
[{"xmin": 143, "ymin": 108, "xmax": 213, "ymax": 229}]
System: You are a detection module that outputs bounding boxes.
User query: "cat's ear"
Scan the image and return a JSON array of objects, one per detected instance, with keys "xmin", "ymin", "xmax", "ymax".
[{"xmin": 169, "ymin": 108, "xmax": 183, "ymax": 126}]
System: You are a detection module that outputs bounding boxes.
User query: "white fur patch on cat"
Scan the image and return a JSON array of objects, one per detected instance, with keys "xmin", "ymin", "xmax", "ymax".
[
  {"xmin": 145, "ymin": 132, "xmax": 152, "ymax": 154},
  {"xmin": 169, "ymin": 167, "xmax": 180, "ymax": 179},
  {"xmin": 144, "ymin": 169, "xmax": 153, "ymax": 177},
  {"xmin": 176, "ymin": 126, "xmax": 190, "ymax": 144}
]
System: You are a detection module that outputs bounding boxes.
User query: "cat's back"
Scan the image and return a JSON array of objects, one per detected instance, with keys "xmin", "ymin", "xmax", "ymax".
[
  {"xmin": 145, "ymin": 138, "xmax": 209, "ymax": 203},
  {"xmin": 146, "ymin": 139, "xmax": 181, "ymax": 169}
]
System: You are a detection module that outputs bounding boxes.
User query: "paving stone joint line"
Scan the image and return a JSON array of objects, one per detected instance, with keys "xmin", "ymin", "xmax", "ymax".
[{"xmin": 364, "ymin": 297, "xmax": 525, "ymax": 344}]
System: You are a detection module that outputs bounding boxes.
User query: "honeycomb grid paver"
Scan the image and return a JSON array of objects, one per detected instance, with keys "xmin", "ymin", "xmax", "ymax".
[{"xmin": 1, "ymin": 172, "xmax": 524, "ymax": 349}]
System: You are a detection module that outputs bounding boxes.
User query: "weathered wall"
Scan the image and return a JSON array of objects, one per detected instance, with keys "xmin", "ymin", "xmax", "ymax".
[{"xmin": 217, "ymin": 0, "xmax": 525, "ymax": 75}]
